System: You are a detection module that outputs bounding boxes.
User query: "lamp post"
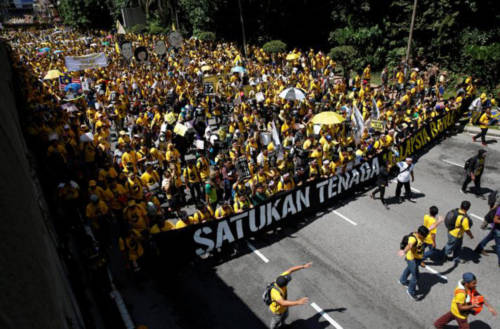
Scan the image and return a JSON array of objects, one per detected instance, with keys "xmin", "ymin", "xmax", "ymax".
[{"xmin": 405, "ymin": 0, "xmax": 418, "ymax": 68}]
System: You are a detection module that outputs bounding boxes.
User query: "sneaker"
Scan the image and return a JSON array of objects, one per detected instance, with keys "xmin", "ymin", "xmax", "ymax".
[
  {"xmin": 480, "ymin": 250, "xmax": 489, "ymax": 256},
  {"xmin": 482, "ymin": 142, "xmax": 487, "ymax": 146},
  {"xmin": 406, "ymin": 289, "xmax": 418, "ymax": 301},
  {"xmin": 399, "ymin": 279, "xmax": 409, "ymax": 287}
]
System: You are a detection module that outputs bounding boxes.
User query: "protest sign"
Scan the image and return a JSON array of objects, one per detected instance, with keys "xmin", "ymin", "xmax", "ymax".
[{"xmin": 65, "ymin": 53, "xmax": 108, "ymax": 71}]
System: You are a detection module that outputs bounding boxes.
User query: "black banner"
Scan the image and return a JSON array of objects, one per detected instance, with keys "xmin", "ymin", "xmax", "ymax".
[{"xmin": 154, "ymin": 109, "xmax": 461, "ymax": 259}]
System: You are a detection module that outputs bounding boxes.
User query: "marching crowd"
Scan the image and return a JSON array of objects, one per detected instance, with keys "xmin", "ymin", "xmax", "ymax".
[{"xmin": 3, "ymin": 27, "xmax": 497, "ymax": 272}]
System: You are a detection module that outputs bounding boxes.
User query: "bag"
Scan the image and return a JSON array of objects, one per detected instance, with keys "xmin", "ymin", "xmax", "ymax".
[
  {"xmin": 464, "ymin": 157, "xmax": 475, "ymax": 172},
  {"xmin": 400, "ymin": 233, "xmax": 416, "ymax": 250},
  {"xmin": 445, "ymin": 209, "xmax": 473, "ymax": 231},
  {"xmin": 444, "ymin": 209, "xmax": 459, "ymax": 230},
  {"xmin": 263, "ymin": 282, "xmax": 276, "ymax": 306}
]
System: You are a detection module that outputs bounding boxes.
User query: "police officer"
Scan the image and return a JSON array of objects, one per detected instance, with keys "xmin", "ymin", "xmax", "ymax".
[{"xmin": 461, "ymin": 149, "xmax": 486, "ymax": 197}]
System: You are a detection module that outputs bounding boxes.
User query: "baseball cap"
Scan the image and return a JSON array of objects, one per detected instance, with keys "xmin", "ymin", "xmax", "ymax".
[
  {"xmin": 462, "ymin": 272, "xmax": 476, "ymax": 283},
  {"xmin": 276, "ymin": 274, "xmax": 292, "ymax": 287}
]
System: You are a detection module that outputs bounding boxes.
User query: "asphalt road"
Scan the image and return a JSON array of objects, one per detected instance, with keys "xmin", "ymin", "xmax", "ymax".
[{"xmin": 116, "ymin": 130, "xmax": 500, "ymax": 329}]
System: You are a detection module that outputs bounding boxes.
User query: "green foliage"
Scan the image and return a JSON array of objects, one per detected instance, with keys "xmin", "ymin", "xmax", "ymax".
[
  {"xmin": 464, "ymin": 43, "xmax": 500, "ymax": 89},
  {"xmin": 129, "ymin": 24, "xmax": 147, "ymax": 34},
  {"xmin": 178, "ymin": 0, "xmax": 217, "ymax": 34},
  {"xmin": 58, "ymin": 0, "xmax": 112, "ymax": 28},
  {"xmin": 262, "ymin": 40, "xmax": 287, "ymax": 54},
  {"xmin": 328, "ymin": 46, "xmax": 358, "ymax": 82},
  {"xmin": 195, "ymin": 31, "xmax": 216, "ymax": 42},
  {"xmin": 148, "ymin": 20, "xmax": 169, "ymax": 35}
]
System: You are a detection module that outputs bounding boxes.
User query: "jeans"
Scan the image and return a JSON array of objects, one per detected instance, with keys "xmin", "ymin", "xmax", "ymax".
[
  {"xmin": 400, "ymin": 259, "xmax": 421, "ymax": 296},
  {"xmin": 475, "ymin": 228, "xmax": 494, "ymax": 252},
  {"xmin": 444, "ymin": 233, "xmax": 463, "ymax": 261},
  {"xmin": 423, "ymin": 243, "xmax": 441, "ymax": 261},
  {"xmin": 495, "ymin": 229, "xmax": 500, "ymax": 265},
  {"xmin": 474, "ymin": 128, "xmax": 488, "ymax": 143},
  {"xmin": 270, "ymin": 309, "xmax": 288, "ymax": 329}
]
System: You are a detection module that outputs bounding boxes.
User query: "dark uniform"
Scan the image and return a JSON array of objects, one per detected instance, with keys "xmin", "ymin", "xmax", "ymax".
[
  {"xmin": 461, "ymin": 150, "xmax": 486, "ymax": 195},
  {"xmin": 371, "ymin": 165, "xmax": 390, "ymax": 205}
]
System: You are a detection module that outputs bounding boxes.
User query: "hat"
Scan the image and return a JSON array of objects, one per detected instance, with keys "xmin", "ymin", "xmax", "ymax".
[
  {"xmin": 462, "ymin": 272, "xmax": 476, "ymax": 283},
  {"xmin": 276, "ymin": 274, "xmax": 292, "ymax": 287}
]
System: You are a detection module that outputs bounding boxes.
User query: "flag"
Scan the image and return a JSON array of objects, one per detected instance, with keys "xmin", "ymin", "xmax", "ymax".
[
  {"xmin": 352, "ymin": 104, "xmax": 365, "ymax": 145},
  {"xmin": 371, "ymin": 97, "xmax": 380, "ymax": 119},
  {"xmin": 115, "ymin": 42, "xmax": 120, "ymax": 54},
  {"xmin": 171, "ymin": 23, "xmax": 176, "ymax": 31},
  {"xmin": 59, "ymin": 74, "xmax": 71, "ymax": 90},
  {"xmin": 116, "ymin": 20, "xmax": 126, "ymax": 34}
]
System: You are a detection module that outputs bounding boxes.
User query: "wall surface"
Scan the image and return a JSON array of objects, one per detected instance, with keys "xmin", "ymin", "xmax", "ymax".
[{"xmin": 0, "ymin": 41, "xmax": 82, "ymax": 329}]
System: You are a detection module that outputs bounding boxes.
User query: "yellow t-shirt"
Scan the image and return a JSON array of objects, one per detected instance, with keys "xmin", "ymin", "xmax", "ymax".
[
  {"xmin": 423, "ymin": 215, "xmax": 437, "ymax": 245},
  {"xmin": 449, "ymin": 211, "xmax": 470, "ymax": 238},
  {"xmin": 479, "ymin": 113, "xmax": 489, "ymax": 129},
  {"xmin": 406, "ymin": 235, "xmax": 424, "ymax": 261},
  {"xmin": 451, "ymin": 285, "xmax": 469, "ymax": 320},
  {"xmin": 269, "ymin": 271, "xmax": 290, "ymax": 314}
]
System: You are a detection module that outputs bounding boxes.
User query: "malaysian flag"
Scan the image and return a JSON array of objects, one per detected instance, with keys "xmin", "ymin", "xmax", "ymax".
[
  {"xmin": 71, "ymin": 76, "xmax": 81, "ymax": 84},
  {"xmin": 59, "ymin": 74, "xmax": 71, "ymax": 90}
]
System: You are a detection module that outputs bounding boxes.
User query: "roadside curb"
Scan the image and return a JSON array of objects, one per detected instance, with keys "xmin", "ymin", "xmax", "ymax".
[{"xmin": 463, "ymin": 125, "xmax": 500, "ymax": 138}]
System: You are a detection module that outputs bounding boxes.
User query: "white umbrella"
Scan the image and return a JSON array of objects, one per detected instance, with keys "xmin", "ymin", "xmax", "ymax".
[{"xmin": 279, "ymin": 87, "xmax": 306, "ymax": 102}]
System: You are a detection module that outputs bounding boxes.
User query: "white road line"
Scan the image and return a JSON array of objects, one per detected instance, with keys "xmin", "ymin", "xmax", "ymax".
[
  {"xmin": 470, "ymin": 213, "xmax": 484, "ymax": 222},
  {"xmin": 246, "ymin": 242, "xmax": 269, "ymax": 263},
  {"xmin": 424, "ymin": 266, "xmax": 448, "ymax": 281},
  {"xmin": 332, "ymin": 210, "xmax": 358, "ymax": 226},
  {"xmin": 442, "ymin": 159, "xmax": 464, "ymax": 168},
  {"xmin": 310, "ymin": 302, "xmax": 344, "ymax": 329}
]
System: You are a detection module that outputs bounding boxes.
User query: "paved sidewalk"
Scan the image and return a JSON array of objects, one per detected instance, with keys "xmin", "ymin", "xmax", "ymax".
[{"xmin": 463, "ymin": 124, "xmax": 500, "ymax": 137}]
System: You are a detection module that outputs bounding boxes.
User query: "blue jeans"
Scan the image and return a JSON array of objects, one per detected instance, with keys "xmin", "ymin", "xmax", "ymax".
[
  {"xmin": 400, "ymin": 259, "xmax": 421, "ymax": 296},
  {"xmin": 444, "ymin": 233, "xmax": 463, "ymax": 261},
  {"xmin": 475, "ymin": 229, "xmax": 494, "ymax": 252},
  {"xmin": 423, "ymin": 243, "xmax": 441, "ymax": 261},
  {"xmin": 495, "ymin": 229, "xmax": 500, "ymax": 265}
]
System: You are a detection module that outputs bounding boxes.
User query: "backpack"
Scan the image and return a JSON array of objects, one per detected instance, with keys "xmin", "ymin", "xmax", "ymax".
[
  {"xmin": 445, "ymin": 209, "xmax": 473, "ymax": 231},
  {"xmin": 400, "ymin": 233, "xmax": 416, "ymax": 250},
  {"xmin": 263, "ymin": 282, "xmax": 276, "ymax": 306},
  {"xmin": 464, "ymin": 157, "xmax": 475, "ymax": 172}
]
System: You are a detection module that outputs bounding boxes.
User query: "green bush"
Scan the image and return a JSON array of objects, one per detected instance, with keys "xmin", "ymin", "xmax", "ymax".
[
  {"xmin": 262, "ymin": 40, "xmax": 287, "ymax": 54},
  {"xmin": 148, "ymin": 21, "xmax": 168, "ymax": 34},
  {"xmin": 195, "ymin": 31, "xmax": 216, "ymax": 42},
  {"xmin": 129, "ymin": 24, "xmax": 147, "ymax": 33}
]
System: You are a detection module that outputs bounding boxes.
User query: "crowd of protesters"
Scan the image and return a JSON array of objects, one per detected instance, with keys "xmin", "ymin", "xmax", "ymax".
[{"xmin": 2, "ymin": 26, "xmax": 497, "ymax": 270}]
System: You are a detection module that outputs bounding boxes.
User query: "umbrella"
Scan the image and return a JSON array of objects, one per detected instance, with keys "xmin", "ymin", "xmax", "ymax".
[
  {"xmin": 64, "ymin": 83, "xmax": 82, "ymax": 92},
  {"xmin": 43, "ymin": 70, "xmax": 62, "ymax": 80},
  {"xmin": 231, "ymin": 66, "xmax": 246, "ymax": 73},
  {"xmin": 286, "ymin": 53, "xmax": 299, "ymax": 61},
  {"xmin": 54, "ymin": 50, "xmax": 63, "ymax": 54},
  {"xmin": 311, "ymin": 111, "xmax": 345, "ymax": 125},
  {"xmin": 38, "ymin": 47, "xmax": 50, "ymax": 53},
  {"xmin": 279, "ymin": 87, "xmax": 306, "ymax": 102},
  {"xmin": 201, "ymin": 65, "xmax": 212, "ymax": 72}
]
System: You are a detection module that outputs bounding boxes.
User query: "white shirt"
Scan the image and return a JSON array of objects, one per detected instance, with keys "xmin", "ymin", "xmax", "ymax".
[{"xmin": 397, "ymin": 161, "xmax": 414, "ymax": 183}]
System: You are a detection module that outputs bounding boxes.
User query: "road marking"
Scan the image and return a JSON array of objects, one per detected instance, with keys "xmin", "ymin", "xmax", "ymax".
[
  {"xmin": 246, "ymin": 242, "xmax": 269, "ymax": 263},
  {"xmin": 310, "ymin": 302, "xmax": 344, "ymax": 329},
  {"xmin": 333, "ymin": 210, "xmax": 358, "ymax": 226},
  {"xmin": 470, "ymin": 213, "xmax": 484, "ymax": 222},
  {"xmin": 442, "ymin": 159, "xmax": 464, "ymax": 168},
  {"xmin": 424, "ymin": 265, "xmax": 448, "ymax": 281}
]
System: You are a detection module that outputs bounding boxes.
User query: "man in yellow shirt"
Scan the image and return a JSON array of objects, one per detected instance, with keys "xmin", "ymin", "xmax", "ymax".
[
  {"xmin": 269, "ymin": 262, "xmax": 312, "ymax": 329},
  {"xmin": 398, "ymin": 226, "xmax": 429, "ymax": 300},
  {"xmin": 434, "ymin": 272, "xmax": 497, "ymax": 328},
  {"xmin": 472, "ymin": 107, "xmax": 491, "ymax": 145},
  {"xmin": 444, "ymin": 201, "xmax": 474, "ymax": 263},
  {"xmin": 423, "ymin": 206, "xmax": 443, "ymax": 261}
]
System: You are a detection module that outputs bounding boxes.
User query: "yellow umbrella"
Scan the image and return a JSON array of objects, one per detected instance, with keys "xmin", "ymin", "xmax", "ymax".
[
  {"xmin": 201, "ymin": 65, "xmax": 212, "ymax": 72},
  {"xmin": 286, "ymin": 53, "xmax": 300, "ymax": 61},
  {"xmin": 311, "ymin": 111, "xmax": 345, "ymax": 125},
  {"xmin": 43, "ymin": 70, "xmax": 62, "ymax": 80}
]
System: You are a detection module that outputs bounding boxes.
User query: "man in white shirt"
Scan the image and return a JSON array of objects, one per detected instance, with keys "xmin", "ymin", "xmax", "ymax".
[{"xmin": 395, "ymin": 157, "xmax": 415, "ymax": 202}]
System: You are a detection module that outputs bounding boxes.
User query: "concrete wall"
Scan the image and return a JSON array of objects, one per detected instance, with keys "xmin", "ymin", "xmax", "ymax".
[{"xmin": 0, "ymin": 41, "xmax": 82, "ymax": 329}]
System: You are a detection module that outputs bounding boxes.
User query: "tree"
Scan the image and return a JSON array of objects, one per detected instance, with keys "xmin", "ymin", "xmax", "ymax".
[
  {"xmin": 328, "ymin": 46, "xmax": 358, "ymax": 84},
  {"xmin": 58, "ymin": 0, "xmax": 113, "ymax": 28},
  {"xmin": 464, "ymin": 43, "xmax": 500, "ymax": 90},
  {"xmin": 262, "ymin": 40, "xmax": 287, "ymax": 54}
]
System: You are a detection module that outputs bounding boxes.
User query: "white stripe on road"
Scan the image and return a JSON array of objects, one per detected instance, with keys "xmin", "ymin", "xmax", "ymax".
[
  {"xmin": 424, "ymin": 265, "xmax": 448, "ymax": 281},
  {"xmin": 246, "ymin": 242, "xmax": 269, "ymax": 263},
  {"xmin": 470, "ymin": 213, "xmax": 484, "ymax": 222},
  {"xmin": 310, "ymin": 302, "xmax": 344, "ymax": 329},
  {"xmin": 333, "ymin": 210, "xmax": 358, "ymax": 226},
  {"xmin": 442, "ymin": 159, "xmax": 464, "ymax": 168}
]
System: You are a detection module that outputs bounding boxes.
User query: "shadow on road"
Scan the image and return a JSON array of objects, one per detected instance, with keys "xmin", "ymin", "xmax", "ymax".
[
  {"xmin": 418, "ymin": 272, "xmax": 447, "ymax": 299},
  {"xmin": 288, "ymin": 308, "xmax": 347, "ymax": 329},
  {"xmin": 441, "ymin": 319, "xmax": 492, "ymax": 329}
]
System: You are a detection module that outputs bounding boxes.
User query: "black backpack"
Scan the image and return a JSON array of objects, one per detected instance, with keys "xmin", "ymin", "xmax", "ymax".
[
  {"xmin": 400, "ymin": 233, "xmax": 416, "ymax": 250},
  {"xmin": 263, "ymin": 282, "xmax": 276, "ymax": 306},
  {"xmin": 263, "ymin": 282, "xmax": 285, "ymax": 306},
  {"xmin": 464, "ymin": 157, "xmax": 475, "ymax": 172},
  {"xmin": 444, "ymin": 209, "xmax": 472, "ymax": 231}
]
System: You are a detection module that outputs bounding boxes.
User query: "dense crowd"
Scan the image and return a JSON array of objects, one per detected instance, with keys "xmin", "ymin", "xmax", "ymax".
[{"xmin": 3, "ymin": 27, "xmax": 496, "ymax": 270}]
